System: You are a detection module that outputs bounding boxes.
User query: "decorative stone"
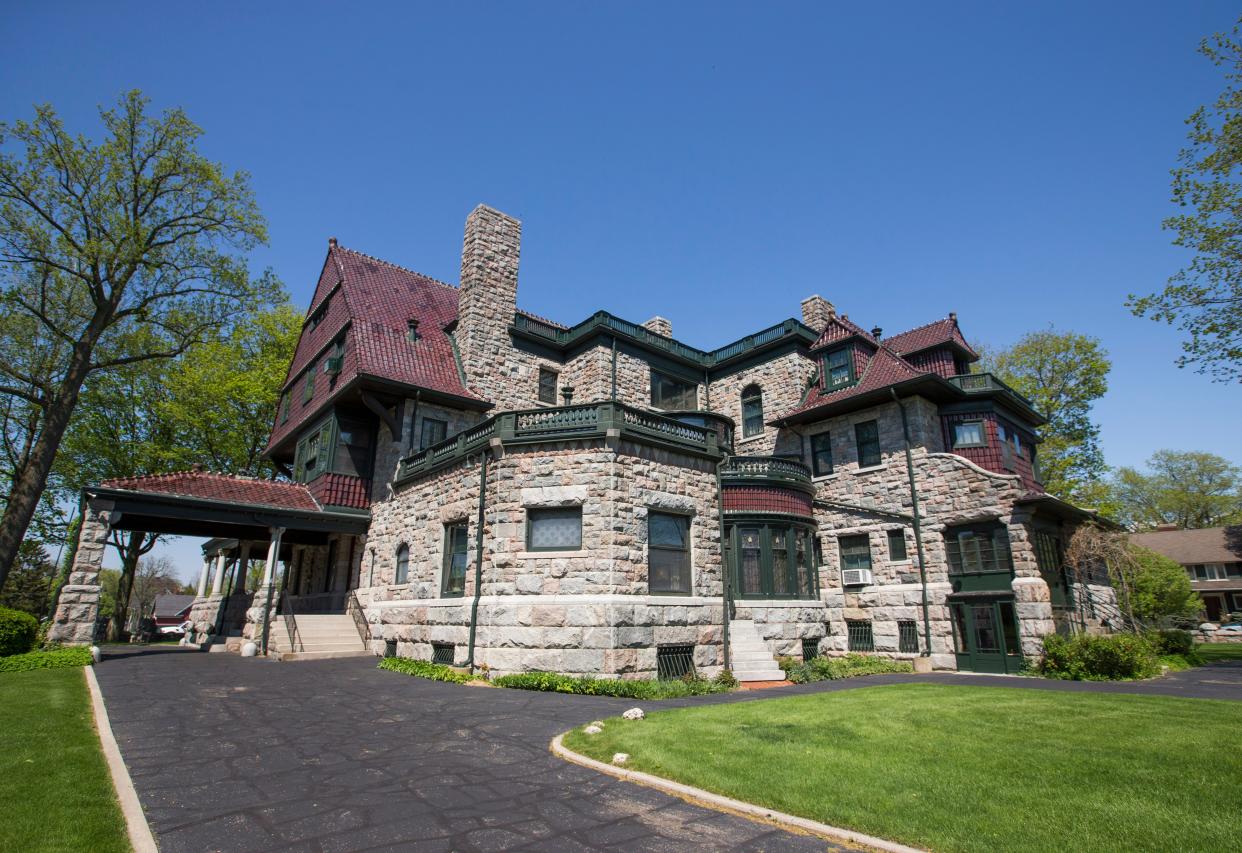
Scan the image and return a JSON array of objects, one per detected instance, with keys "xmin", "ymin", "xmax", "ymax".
[
  {"xmin": 589, "ymin": 720, "xmax": 605, "ymax": 728},
  {"xmin": 622, "ymin": 708, "xmax": 644, "ymax": 720},
  {"xmin": 612, "ymin": 753, "xmax": 629, "ymax": 766},
  {"xmin": 583, "ymin": 725, "xmax": 603, "ymax": 735},
  {"xmin": 89, "ymin": 645, "xmax": 101, "ymax": 664},
  {"xmin": 241, "ymin": 641, "xmax": 258, "ymax": 657}
]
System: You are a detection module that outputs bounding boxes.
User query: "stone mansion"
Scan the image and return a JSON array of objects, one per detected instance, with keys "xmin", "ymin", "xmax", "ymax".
[{"xmin": 50, "ymin": 205, "xmax": 1117, "ymax": 678}]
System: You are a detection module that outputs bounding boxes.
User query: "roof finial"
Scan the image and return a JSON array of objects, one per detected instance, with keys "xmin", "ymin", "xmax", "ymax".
[
  {"xmin": 328, "ymin": 236, "xmax": 338, "ymax": 248},
  {"xmin": 949, "ymin": 311, "xmax": 957, "ymax": 323}
]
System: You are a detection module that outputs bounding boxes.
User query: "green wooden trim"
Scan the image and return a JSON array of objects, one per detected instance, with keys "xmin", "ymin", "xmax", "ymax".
[
  {"xmin": 720, "ymin": 456, "xmax": 814, "ymax": 493},
  {"xmin": 855, "ymin": 419, "xmax": 881, "ymax": 468},
  {"xmin": 441, "ymin": 522, "xmax": 468, "ymax": 597},
  {"xmin": 728, "ymin": 519, "xmax": 818, "ymax": 600},
  {"xmin": 647, "ymin": 510, "xmax": 692, "ymax": 595}
]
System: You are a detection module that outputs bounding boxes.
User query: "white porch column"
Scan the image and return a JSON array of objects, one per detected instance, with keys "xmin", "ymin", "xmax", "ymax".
[
  {"xmin": 196, "ymin": 556, "xmax": 212, "ymax": 598},
  {"xmin": 210, "ymin": 550, "xmax": 228, "ymax": 596},
  {"xmin": 262, "ymin": 528, "xmax": 285, "ymax": 587}
]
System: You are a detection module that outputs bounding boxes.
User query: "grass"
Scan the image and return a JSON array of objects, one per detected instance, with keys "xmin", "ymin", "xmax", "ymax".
[
  {"xmin": 562, "ymin": 683, "xmax": 1242, "ymax": 852},
  {"xmin": 1199, "ymin": 642, "xmax": 1242, "ymax": 662},
  {"xmin": 0, "ymin": 667, "xmax": 128, "ymax": 852}
]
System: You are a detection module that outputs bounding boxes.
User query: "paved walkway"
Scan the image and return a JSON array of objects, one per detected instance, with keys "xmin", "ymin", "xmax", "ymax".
[{"xmin": 94, "ymin": 649, "xmax": 1242, "ymax": 852}]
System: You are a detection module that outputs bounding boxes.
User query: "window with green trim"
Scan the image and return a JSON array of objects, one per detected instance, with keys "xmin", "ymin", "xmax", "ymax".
[
  {"xmin": 887, "ymin": 529, "xmax": 908, "ymax": 561},
  {"xmin": 302, "ymin": 361, "xmax": 317, "ymax": 404},
  {"xmin": 952, "ymin": 420, "xmax": 986, "ymax": 448},
  {"xmin": 280, "ymin": 392, "xmax": 290, "ymax": 424},
  {"xmin": 838, "ymin": 534, "xmax": 872, "ymax": 573},
  {"xmin": 538, "ymin": 367, "xmax": 558, "ymax": 404},
  {"xmin": 335, "ymin": 419, "xmax": 374, "ymax": 478},
  {"xmin": 648, "ymin": 512, "xmax": 691, "ymax": 594},
  {"xmin": 810, "ymin": 432, "xmax": 833, "ymax": 476},
  {"xmin": 526, "ymin": 508, "xmax": 582, "ymax": 551},
  {"xmin": 741, "ymin": 385, "xmax": 763, "ymax": 437},
  {"xmin": 650, "ymin": 370, "xmax": 697, "ymax": 409},
  {"xmin": 944, "ymin": 522, "xmax": 1013, "ymax": 575},
  {"xmin": 293, "ymin": 419, "xmax": 333, "ymax": 483},
  {"xmin": 442, "ymin": 523, "xmax": 468, "ymax": 596},
  {"xmin": 731, "ymin": 523, "xmax": 817, "ymax": 599},
  {"xmin": 825, "ymin": 348, "xmax": 853, "ymax": 388},
  {"xmin": 420, "ymin": 418, "xmax": 447, "ymax": 450},
  {"xmin": 855, "ymin": 420, "xmax": 881, "ymax": 468},
  {"xmin": 394, "ymin": 544, "xmax": 409, "ymax": 585}
]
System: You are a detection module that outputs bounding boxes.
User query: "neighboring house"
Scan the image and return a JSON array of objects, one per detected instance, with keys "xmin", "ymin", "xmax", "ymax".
[
  {"xmin": 1130, "ymin": 525, "xmax": 1242, "ymax": 622},
  {"xmin": 151, "ymin": 594, "xmax": 195, "ymax": 631},
  {"xmin": 49, "ymin": 205, "xmax": 1118, "ymax": 677}
]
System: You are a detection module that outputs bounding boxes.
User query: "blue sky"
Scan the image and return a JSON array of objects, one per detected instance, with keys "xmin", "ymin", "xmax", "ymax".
[{"xmin": 4, "ymin": 2, "xmax": 1239, "ymax": 579}]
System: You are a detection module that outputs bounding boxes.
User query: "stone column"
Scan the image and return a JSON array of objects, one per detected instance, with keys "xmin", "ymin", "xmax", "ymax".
[
  {"xmin": 249, "ymin": 528, "xmax": 285, "ymax": 651},
  {"xmin": 196, "ymin": 556, "xmax": 212, "ymax": 598},
  {"xmin": 234, "ymin": 542, "xmax": 252, "ymax": 594},
  {"xmin": 262, "ymin": 529, "xmax": 284, "ymax": 586},
  {"xmin": 210, "ymin": 550, "xmax": 228, "ymax": 596},
  {"xmin": 47, "ymin": 499, "xmax": 115, "ymax": 645}
]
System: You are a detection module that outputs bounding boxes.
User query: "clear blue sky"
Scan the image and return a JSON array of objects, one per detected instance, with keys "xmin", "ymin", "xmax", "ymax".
[{"xmin": 4, "ymin": 2, "xmax": 1239, "ymax": 578}]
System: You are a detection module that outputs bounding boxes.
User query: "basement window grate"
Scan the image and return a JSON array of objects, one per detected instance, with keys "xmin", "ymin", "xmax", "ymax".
[
  {"xmin": 431, "ymin": 643, "xmax": 456, "ymax": 666},
  {"xmin": 846, "ymin": 620, "xmax": 874, "ymax": 652},
  {"xmin": 656, "ymin": 644, "xmax": 696, "ymax": 681},
  {"xmin": 802, "ymin": 638, "xmax": 820, "ymax": 661},
  {"xmin": 898, "ymin": 620, "xmax": 920, "ymax": 654},
  {"xmin": 384, "ymin": 640, "xmax": 396, "ymax": 658}
]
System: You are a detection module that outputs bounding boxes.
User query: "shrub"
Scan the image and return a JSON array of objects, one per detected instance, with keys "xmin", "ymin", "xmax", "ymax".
[
  {"xmin": 491, "ymin": 670, "xmax": 735, "ymax": 699},
  {"xmin": 1038, "ymin": 632, "xmax": 1159, "ymax": 681},
  {"xmin": 0, "ymin": 607, "xmax": 38, "ymax": 657},
  {"xmin": 0, "ymin": 646, "xmax": 93, "ymax": 673},
  {"xmin": 783, "ymin": 653, "xmax": 914, "ymax": 684},
  {"xmin": 1147, "ymin": 628, "xmax": 1195, "ymax": 657},
  {"xmin": 377, "ymin": 657, "xmax": 474, "ymax": 683},
  {"xmin": 712, "ymin": 669, "xmax": 738, "ymax": 689}
]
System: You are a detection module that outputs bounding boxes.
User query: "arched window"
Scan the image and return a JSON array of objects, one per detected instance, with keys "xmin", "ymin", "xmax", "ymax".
[
  {"xmin": 394, "ymin": 544, "xmax": 410, "ymax": 585},
  {"xmin": 741, "ymin": 385, "xmax": 763, "ymax": 438}
]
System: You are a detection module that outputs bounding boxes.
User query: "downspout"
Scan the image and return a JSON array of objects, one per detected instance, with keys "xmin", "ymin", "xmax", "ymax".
[
  {"xmin": 715, "ymin": 458, "xmax": 732, "ymax": 672},
  {"xmin": 610, "ymin": 335, "xmax": 618, "ymax": 400},
  {"xmin": 891, "ymin": 389, "xmax": 932, "ymax": 658},
  {"xmin": 703, "ymin": 365, "xmax": 711, "ymax": 411},
  {"xmin": 465, "ymin": 450, "xmax": 489, "ymax": 669}
]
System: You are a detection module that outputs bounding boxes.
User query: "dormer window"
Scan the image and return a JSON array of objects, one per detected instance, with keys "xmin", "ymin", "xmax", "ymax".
[{"xmin": 824, "ymin": 348, "xmax": 853, "ymax": 388}]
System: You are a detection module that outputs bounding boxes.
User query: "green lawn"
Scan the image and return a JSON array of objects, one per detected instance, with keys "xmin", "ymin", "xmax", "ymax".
[
  {"xmin": 563, "ymin": 684, "xmax": 1242, "ymax": 852},
  {"xmin": 0, "ymin": 667, "xmax": 129, "ymax": 852},
  {"xmin": 1199, "ymin": 642, "xmax": 1242, "ymax": 662}
]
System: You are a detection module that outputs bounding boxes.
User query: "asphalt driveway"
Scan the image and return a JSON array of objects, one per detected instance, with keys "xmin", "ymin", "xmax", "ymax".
[{"xmin": 94, "ymin": 648, "xmax": 1242, "ymax": 852}]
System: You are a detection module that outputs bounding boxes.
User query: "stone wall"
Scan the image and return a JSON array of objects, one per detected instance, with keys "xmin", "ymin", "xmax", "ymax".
[
  {"xmin": 47, "ymin": 499, "xmax": 112, "ymax": 645},
  {"xmin": 708, "ymin": 349, "xmax": 814, "ymax": 456}
]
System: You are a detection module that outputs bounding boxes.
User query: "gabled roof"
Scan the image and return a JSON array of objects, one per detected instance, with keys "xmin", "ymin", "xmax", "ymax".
[
  {"xmin": 777, "ymin": 344, "xmax": 935, "ymax": 422},
  {"xmin": 101, "ymin": 470, "xmax": 320, "ymax": 512},
  {"xmin": 809, "ymin": 314, "xmax": 878, "ymax": 351},
  {"xmin": 152, "ymin": 594, "xmax": 195, "ymax": 619},
  {"xmin": 1130, "ymin": 526, "xmax": 1242, "ymax": 565},
  {"xmin": 884, "ymin": 316, "xmax": 977, "ymax": 359}
]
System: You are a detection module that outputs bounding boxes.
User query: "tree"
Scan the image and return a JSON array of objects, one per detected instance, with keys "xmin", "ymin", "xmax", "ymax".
[
  {"xmin": 1130, "ymin": 18, "xmax": 1242, "ymax": 381},
  {"xmin": 0, "ymin": 91, "xmax": 273, "ymax": 591},
  {"xmin": 1112, "ymin": 450, "xmax": 1242, "ymax": 530},
  {"xmin": 0, "ymin": 539, "xmax": 56, "ymax": 619},
  {"xmin": 978, "ymin": 329, "xmax": 1111, "ymax": 506},
  {"xmin": 128, "ymin": 555, "xmax": 182, "ymax": 624},
  {"xmin": 1122, "ymin": 546, "xmax": 1203, "ymax": 627}
]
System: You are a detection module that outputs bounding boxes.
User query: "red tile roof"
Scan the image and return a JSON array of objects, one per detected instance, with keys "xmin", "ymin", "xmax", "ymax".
[
  {"xmin": 776, "ymin": 344, "xmax": 932, "ymax": 422},
  {"xmin": 884, "ymin": 317, "xmax": 977, "ymax": 359},
  {"xmin": 268, "ymin": 244, "xmax": 487, "ymax": 452},
  {"xmin": 809, "ymin": 315, "xmax": 877, "ymax": 350},
  {"xmin": 101, "ymin": 471, "xmax": 321, "ymax": 511}
]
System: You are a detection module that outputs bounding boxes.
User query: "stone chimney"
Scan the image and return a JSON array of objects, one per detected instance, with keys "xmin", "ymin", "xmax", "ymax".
[
  {"xmin": 800, "ymin": 295, "xmax": 834, "ymax": 330},
  {"xmin": 642, "ymin": 316, "xmax": 672, "ymax": 338},
  {"xmin": 457, "ymin": 205, "xmax": 521, "ymax": 401}
]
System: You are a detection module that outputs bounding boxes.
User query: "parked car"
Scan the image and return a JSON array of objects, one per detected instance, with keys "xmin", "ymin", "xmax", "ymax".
[{"xmin": 1215, "ymin": 623, "xmax": 1242, "ymax": 635}]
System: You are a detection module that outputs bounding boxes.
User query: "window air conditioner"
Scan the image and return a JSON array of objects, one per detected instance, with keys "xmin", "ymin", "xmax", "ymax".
[{"xmin": 841, "ymin": 568, "xmax": 874, "ymax": 587}]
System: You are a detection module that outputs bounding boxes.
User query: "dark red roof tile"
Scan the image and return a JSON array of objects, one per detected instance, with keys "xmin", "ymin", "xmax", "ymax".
[
  {"xmin": 102, "ymin": 471, "xmax": 320, "ymax": 511},
  {"xmin": 776, "ymin": 344, "xmax": 931, "ymax": 422},
  {"xmin": 884, "ymin": 317, "xmax": 976, "ymax": 359}
]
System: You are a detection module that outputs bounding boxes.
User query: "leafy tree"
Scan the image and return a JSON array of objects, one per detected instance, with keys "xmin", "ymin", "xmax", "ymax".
[
  {"xmin": 0, "ymin": 540, "xmax": 56, "ymax": 619},
  {"xmin": 978, "ymin": 329, "xmax": 1111, "ymax": 506},
  {"xmin": 128, "ymin": 555, "xmax": 182, "ymax": 624},
  {"xmin": 0, "ymin": 91, "xmax": 273, "ymax": 591},
  {"xmin": 1121, "ymin": 546, "xmax": 1203, "ymax": 626},
  {"xmin": 1130, "ymin": 17, "xmax": 1242, "ymax": 381},
  {"xmin": 1113, "ymin": 450, "xmax": 1242, "ymax": 529}
]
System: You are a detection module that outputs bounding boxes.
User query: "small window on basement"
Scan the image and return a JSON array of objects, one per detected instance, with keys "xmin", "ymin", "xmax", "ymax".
[
  {"xmin": 802, "ymin": 638, "xmax": 820, "ymax": 661},
  {"xmin": 394, "ymin": 544, "xmax": 409, "ymax": 585},
  {"xmin": 648, "ymin": 512, "xmax": 691, "ymax": 594},
  {"xmin": 527, "ymin": 507, "xmax": 583, "ymax": 551},
  {"xmin": 898, "ymin": 620, "xmax": 919, "ymax": 653},
  {"xmin": 442, "ymin": 523, "xmax": 469, "ymax": 596},
  {"xmin": 538, "ymin": 367, "xmax": 558, "ymax": 404},
  {"xmin": 825, "ymin": 348, "xmax": 853, "ymax": 388},
  {"xmin": 846, "ymin": 620, "xmax": 874, "ymax": 652},
  {"xmin": 887, "ymin": 529, "xmax": 908, "ymax": 561},
  {"xmin": 431, "ymin": 642, "xmax": 455, "ymax": 665},
  {"xmin": 420, "ymin": 418, "xmax": 448, "ymax": 450},
  {"xmin": 656, "ymin": 644, "xmax": 695, "ymax": 680},
  {"xmin": 953, "ymin": 420, "xmax": 986, "ymax": 448},
  {"xmin": 810, "ymin": 432, "xmax": 833, "ymax": 476},
  {"xmin": 855, "ymin": 420, "xmax": 881, "ymax": 468},
  {"xmin": 741, "ymin": 385, "xmax": 764, "ymax": 438},
  {"xmin": 650, "ymin": 370, "xmax": 697, "ymax": 409}
]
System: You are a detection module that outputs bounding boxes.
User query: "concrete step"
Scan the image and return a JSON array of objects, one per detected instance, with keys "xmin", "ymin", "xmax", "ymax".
[
  {"xmin": 277, "ymin": 650, "xmax": 374, "ymax": 662},
  {"xmin": 733, "ymin": 668, "xmax": 787, "ymax": 682}
]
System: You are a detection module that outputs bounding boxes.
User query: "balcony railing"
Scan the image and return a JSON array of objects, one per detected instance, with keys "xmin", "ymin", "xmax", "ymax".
[
  {"xmin": 720, "ymin": 455, "xmax": 813, "ymax": 489},
  {"xmin": 948, "ymin": 372, "xmax": 1038, "ymax": 411},
  {"xmin": 396, "ymin": 401, "xmax": 725, "ymax": 483}
]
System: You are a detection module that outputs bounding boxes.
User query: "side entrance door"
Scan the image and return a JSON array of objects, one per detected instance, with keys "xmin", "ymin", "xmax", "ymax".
[{"xmin": 949, "ymin": 597, "xmax": 1024, "ymax": 674}]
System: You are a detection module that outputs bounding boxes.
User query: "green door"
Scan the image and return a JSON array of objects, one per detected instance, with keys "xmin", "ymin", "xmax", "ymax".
[{"xmin": 950, "ymin": 598, "xmax": 1023, "ymax": 674}]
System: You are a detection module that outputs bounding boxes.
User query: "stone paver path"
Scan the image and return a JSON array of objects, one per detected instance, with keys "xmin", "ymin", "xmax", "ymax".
[{"xmin": 95, "ymin": 648, "xmax": 1242, "ymax": 852}]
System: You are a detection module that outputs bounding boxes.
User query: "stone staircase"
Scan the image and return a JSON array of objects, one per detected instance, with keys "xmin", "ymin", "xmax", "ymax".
[
  {"xmin": 268, "ymin": 614, "xmax": 372, "ymax": 661},
  {"xmin": 728, "ymin": 619, "xmax": 787, "ymax": 682}
]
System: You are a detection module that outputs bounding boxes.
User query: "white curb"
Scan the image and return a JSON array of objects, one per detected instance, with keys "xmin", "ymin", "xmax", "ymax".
[
  {"xmin": 85, "ymin": 665, "xmax": 158, "ymax": 853},
  {"xmin": 550, "ymin": 733, "xmax": 924, "ymax": 852}
]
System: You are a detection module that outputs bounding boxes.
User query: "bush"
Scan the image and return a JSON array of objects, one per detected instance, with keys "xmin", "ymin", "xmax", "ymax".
[
  {"xmin": 1147, "ymin": 628, "xmax": 1195, "ymax": 657},
  {"xmin": 491, "ymin": 670, "xmax": 735, "ymax": 699},
  {"xmin": 0, "ymin": 646, "xmax": 93, "ymax": 673},
  {"xmin": 377, "ymin": 657, "xmax": 474, "ymax": 683},
  {"xmin": 1038, "ymin": 632, "xmax": 1160, "ymax": 681},
  {"xmin": 0, "ymin": 607, "xmax": 38, "ymax": 657},
  {"xmin": 782, "ymin": 653, "xmax": 914, "ymax": 684}
]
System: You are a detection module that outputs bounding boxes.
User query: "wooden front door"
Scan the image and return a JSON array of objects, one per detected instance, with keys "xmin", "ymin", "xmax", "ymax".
[{"xmin": 950, "ymin": 598, "xmax": 1024, "ymax": 674}]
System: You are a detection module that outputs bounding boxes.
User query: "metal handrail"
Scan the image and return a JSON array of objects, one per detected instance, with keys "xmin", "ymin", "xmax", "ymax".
[
  {"xmin": 279, "ymin": 591, "xmax": 303, "ymax": 653},
  {"xmin": 346, "ymin": 590, "xmax": 370, "ymax": 645}
]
